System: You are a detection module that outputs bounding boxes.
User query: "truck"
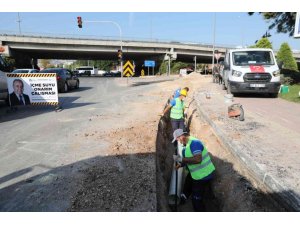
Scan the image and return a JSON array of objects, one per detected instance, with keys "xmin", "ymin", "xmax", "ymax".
[
  {"xmin": 75, "ymin": 66, "xmax": 98, "ymax": 76},
  {"xmin": 222, "ymin": 48, "xmax": 281, "ymax": 97}
]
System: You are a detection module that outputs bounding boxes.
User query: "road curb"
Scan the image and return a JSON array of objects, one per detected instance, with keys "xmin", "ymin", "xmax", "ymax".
[
  {"xmin": 194, "ymin": 95, "xmax": 300, "ymax": 211},
  {"xmin": 130, "ymin": 77, "xmax": 177, "ymax": 86}
]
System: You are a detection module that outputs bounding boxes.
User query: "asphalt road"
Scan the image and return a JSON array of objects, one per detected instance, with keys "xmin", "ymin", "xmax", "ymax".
[{"xmin": 0, "ymin": 77, "xmax": 158, "ymax": 211}]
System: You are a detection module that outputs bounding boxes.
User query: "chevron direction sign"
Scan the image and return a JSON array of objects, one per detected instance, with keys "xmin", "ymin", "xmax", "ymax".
[{"xmin": 123, "ymin": 60, "xmax": 134, "ymax": 77}]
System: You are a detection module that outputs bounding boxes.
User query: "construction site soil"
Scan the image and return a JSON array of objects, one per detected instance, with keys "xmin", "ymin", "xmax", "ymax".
[{"xmin": 70, "ymin": 75, "xmax": 285, "ymax": 212}]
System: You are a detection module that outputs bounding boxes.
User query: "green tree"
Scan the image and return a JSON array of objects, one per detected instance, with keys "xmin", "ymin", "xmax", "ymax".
[
  {"xmin": 40, "ymin": 59, "xmax": 54, "ymax": 69},
  {"xmin": 252, "ymin": 37, "xmax": 273, "ymax": 49},
  {"xmin": 73, "ymin": 60, "xmax": 114, "ymax": 71},
  {"xmin": 277, "ymin": 42, "xmax": 298, "ymax": 71},
  {"xmin": 171, "ymin": 62, "xmax": 189, "ymax": 73},
  {"xmin": 2, "ymin": 56, "xmax": 16, "ymax": 70},
  {"xmin": 248, "ymin": 12, "xmax": 297, "ymax": 36},
  {"xmin": 159, "ymin": 61, "xmax": 191, "ymax": 74},
  {"xmin": 93, "ymin": 60, "xmax": 114, "ymax": 71},
  {"xmin": 159, "ymin": 61, "xmax": 168, "ymax": 74}
]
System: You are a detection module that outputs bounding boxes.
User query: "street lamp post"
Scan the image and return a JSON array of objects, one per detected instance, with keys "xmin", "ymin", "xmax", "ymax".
[
  {"xmin": 17, "ymin": 12, "xmax": 22, "ymax": 35},
  {"xmin": 238, "ymin": 15, "xmax": 244, "ymax": 47},
  {"xmin": 82, "ymin": 20, "xmax": 123, "ymax": 77},
  {"xmin": 212, "ymin": 13, "xmax": 216, "ymax": 73},
  {"xmin": 168, "ymin": 55, "xmax": 171, "ymax": 76}
]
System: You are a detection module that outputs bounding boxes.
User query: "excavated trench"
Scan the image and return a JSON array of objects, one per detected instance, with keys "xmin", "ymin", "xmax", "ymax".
[
  {"xmin": 155, "ymin": 113, "xmax": 175, "ymax": 211},
  {"xmin": 155, "ymin": 112, "xmax": 220, "ymax": 212},
  {"xmin": 155, "ymin": 101, "xmax": 285, "ymax": 212}
]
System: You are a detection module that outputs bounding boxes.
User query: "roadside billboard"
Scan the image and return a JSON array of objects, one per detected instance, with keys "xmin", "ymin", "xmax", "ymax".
[
  {"xmin": 6, "ymin": 73, "xmax": 58, "ymax": 107},
  {"xmin": 294, "ymin": 12, "xmax": 300, "ymax": 38}
]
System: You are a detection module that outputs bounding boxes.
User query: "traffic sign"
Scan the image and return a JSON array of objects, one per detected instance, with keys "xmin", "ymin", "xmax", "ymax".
[
  {"xmin": 123, "ymin": 60, "xmax": 134, "ymax": 77},
  {"xmin": 144, "ymin": 60, "xmax": 155, "ymax": 67}
]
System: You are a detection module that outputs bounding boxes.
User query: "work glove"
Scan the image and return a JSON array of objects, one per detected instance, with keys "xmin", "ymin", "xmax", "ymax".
[{"xmin": 173, "ymin": 154, "xmax": 183, "ymax": 163}]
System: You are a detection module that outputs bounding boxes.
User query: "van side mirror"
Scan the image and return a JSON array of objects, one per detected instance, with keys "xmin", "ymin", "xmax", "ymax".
[{"xmin": 277, "ymin": 61, "xmax": 283, "ymax": 70}]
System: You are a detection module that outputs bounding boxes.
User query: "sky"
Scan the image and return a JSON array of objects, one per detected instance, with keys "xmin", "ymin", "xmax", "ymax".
[{"xmin": 0, "ymin": 12, "xmax": 299, "ymax": 50}]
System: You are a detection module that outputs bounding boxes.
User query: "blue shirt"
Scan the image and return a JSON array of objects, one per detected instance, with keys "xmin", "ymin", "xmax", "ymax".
[
  {"xmin": 182, "ymin": 139, "xmax": 213, "ymax": 180},
  {"xmin": 182, "ymin": 139, "xmax": 204, "ymax": 158},
  {"xmin": 174, "ymin": 88, "xmax": 181, "ymax": 98},
  {"xmin": 170, "ymin": 99, "xmax": 176, "ymax": 107}
]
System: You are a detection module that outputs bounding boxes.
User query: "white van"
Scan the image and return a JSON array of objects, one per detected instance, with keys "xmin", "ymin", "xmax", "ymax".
[
  {"xmin": 0, "ymin": 55, "xmax": 9, "ymax": 101},
  {"xmin": 222, "ymin": 48, "xmax": 281, "ymax": 97},
  {"xmin": 76, "ymin": 66, "xmax": 98, "ymax": 76}
]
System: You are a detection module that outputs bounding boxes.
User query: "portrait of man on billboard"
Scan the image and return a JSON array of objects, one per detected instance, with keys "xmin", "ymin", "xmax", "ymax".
[{"xmin": 9, "ymin": 79, "xmax": 31, "ymax": 106}]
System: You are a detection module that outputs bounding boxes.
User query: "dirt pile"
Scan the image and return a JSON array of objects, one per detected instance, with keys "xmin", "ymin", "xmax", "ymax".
[{"xmin": 70, "ymin": 122, "xmax": 157, "ymax": 211}]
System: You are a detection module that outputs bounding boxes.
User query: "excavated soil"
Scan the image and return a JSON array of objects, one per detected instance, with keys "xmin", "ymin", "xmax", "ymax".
[
  {"xmin": 69, "ymin": 75, "xmax": 285, "ymax": 211},
  {"xmin": 156, "ymin": 74, "xmax": 284, "ymax": 211},
  {"xmin": 70, "ymin": 122, "xmax": 157, "ymax": 211}
]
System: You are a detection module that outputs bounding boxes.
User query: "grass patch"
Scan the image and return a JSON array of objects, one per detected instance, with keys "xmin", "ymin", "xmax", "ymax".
[{"xmin": 279, "ymin": 84, "xmax": 300, "ymax": 103}]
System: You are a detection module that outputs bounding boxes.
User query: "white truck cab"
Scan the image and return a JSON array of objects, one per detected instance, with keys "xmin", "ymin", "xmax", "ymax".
[{"xmin": 222, "ymin": 48, "xmax": 281, "ymax": 97}]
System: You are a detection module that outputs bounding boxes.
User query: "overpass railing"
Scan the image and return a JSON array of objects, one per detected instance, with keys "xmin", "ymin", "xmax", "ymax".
[
  {"xmin": 0, "ymin": 30, "xmax": 236, "ymax": 49},
  {"xmin": 1, "ymin": 30, "xmax": 300, "ymax": 54}
]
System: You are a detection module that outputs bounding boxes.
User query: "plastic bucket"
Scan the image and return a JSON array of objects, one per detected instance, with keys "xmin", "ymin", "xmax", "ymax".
[{"xmin": 280, "ymin": 85, "xmax": 289, "ymax": 94}]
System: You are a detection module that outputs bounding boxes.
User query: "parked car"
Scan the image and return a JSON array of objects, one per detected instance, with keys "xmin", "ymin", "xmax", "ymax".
[
  {"xmin": 97, "ymin": 70, "xmax": 106, "ymax": 76},
  {"xmin": 39, "ymin": 68, "xmax": 80, "ymax": 93},
  {"xmin": 112, "ymin": 71, "xmax": 121, "ymax": 77},
  {"xmin": 12, "ymin": 68, "xmax": 39, "ymax": 73},
  {"xmin": 103, "ymin": 71, "xmax": 114, "ymax": 77},
  {"xmin": 76, "ymin": 66, "xmax": 98, "ymax": 76},
  {"xmin": 0, "ymin": 55, "xmax": 9, "ymax": 102},
  {"xmin": 73, "ymin": 70, "xmax": 79, "ymax": 76}
]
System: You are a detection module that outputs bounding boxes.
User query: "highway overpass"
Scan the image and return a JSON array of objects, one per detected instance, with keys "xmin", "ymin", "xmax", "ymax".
[{"xmin": 1, "ymin": 34, "xmax": 299, "ymax": 71}]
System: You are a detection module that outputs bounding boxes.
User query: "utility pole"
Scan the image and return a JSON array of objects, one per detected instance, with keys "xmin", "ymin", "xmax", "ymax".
[
  {"xmin": 17, "ymin": 12, "xmax": 22, "ymax": 35},
  {"xmin": 212, "ymin": 13, "xmax": 216, "ymax": 73},
  {"xmin": 150, "ymin": 16, "xmax": 153, "ymax": 41},
  {"xmin": 238, "ymin": 14, "xmax": 244, "ymax": 47},
  {"xmin": 168, "ymin": 55, "xmax": 171, "ymax": 76}
]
